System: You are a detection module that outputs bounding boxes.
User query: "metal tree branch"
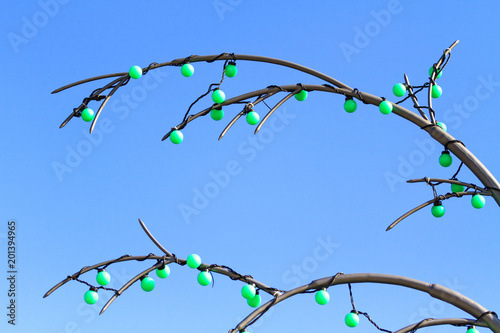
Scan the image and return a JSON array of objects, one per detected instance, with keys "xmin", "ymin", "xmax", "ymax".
[
  {"xmin": 52, "ymin": 43, "xmax": 500, "ymax": 214},
  {"xmin": 44, "ymin": 219, "xmax": 500, "ymax": 333}
]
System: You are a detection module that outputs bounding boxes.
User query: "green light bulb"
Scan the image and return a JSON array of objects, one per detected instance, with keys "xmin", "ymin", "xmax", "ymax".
[
  {"xmin": 211, "ymin": 108, "xmax": 224, "ymax": 121},
  {"xmin": 429, "ymin": 66, "xmax": 442, "ymax": 79},
  {"xmin": 141, "ymin": 276, "xmax": 155, "ymax": 292},
  {"xmin": 437, "ymin": 121, "xmax": 447, "ymax": 132},
  {"xmin": 129, "ymin": 65, "xmax": 142, "ymax": 79},
  {"xmin": 212, "ymin": 89, "xmax": 226, "ymax": 104},
  {"xmin": 246, "ymin": 111, "xmax": 260, "ymax": 125},
  {"xmin": 439, "ymin": 151, "xmax": 452, "ymax": 167},
  {"xmin": 187, "ymin": 254, "xmax": 202, "ymax": 268},
  {"xmin": 96, "ymin": 270, "xmax": 111, "ymax": 286},
  {"xmin": 315, "ymin": 289, "xmax": 330, "ymax": 305},
  {"xmin": 471, "ymin": 194, "xmax": 485, "ymax": 209},
  {"xmin": 225, "ymin": 63, "xmax": 237, "ymax": 77},
  {"xmin": 156, "ymin": 265, "xmax": 170, "ymax": 279},
  {"xmin": 432, "ymin": 85, "xmax": 442, "ymax": 98},
  {"xmin": 295, "ymin": 90, "xmax": 308, "ymax": 101},
  {"xmin": 241, "ymin": 284, "xmax": 256, "ymax": 300},
  {"xmin": 197, "ymin": 271, "xmax": 212, "ymax": 286},
  {"xmin": 181, "ymin": 63, "xmax": 194, "ymax": 77},
  {"xmin": 392, "ymin": 83, "xmax": 406, "ymax": 97},
  {"xmin": 84, "ymin": 290, "xmax": 98, "ymax": 305},
  {"xmin": 345, "ymin": 312, "xmax": 360, "ymax": 328},
  {"xmin": 431, "ymin": 202, "xmax": 445, "ymax": 218},
  {"xmin": 467, "ymin": 327, "xmax": 480, "ymax": 333},
  {"xmin": 170, "ymin": 130, "xmax": 183, "ymax": 144},
  {"xmin": 379, "ymin": 100, "xmax": 393, "ymax": 115},
  {"xmin": 451, "ymin": 183, "xmax": 465, "ymax": 193},
  {"xmin": 81, "ymin": 108, "xmax": 95, "ymax": 122},
  {"xmin": 344, "ymin": 99, "xmax": 357, "ymax": 113},
  {"xmin": 247, "ymin": 294, "xmax": 261, "ymax": 307}
]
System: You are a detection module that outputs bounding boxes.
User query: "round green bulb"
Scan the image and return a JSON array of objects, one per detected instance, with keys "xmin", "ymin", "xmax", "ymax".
[
  {"xmin": 96, "ymin": 270, "xmax": 111, "ymax": 286},
  {"xmin": 471, "ymin": 194, "xmax": 486, "ymax": 209},
  {"xmin": 247, "ymin": 294, "xmax": 261, "ymax": 308},
  {"xmin": 241, "ymin": 284, "xmax": 256, "ymax": 300},
  {"xmin": 467, "ymin": 327, "xmax": 480, "ymax": 333},
  {"xmin": 432, "ymin": 85, "xmax": 442, "ymax": 98},
  {"xmin": 451, "ymin": 183, "xmax": 465, "ymax": 193},
  {"xmin": 211, "ymin": 108, "xmax": 224, "ymax": 121},
  {"xmin": 437, "ymin": 121, "xmax": 447, "ymax": 132},
  {"xmin": 212, "ymin": 89, "xmax": 226, "ymax": 104},
  {"xmin": 224, "ymin": 63, "xmax": 237, "ymax": 78},
  {"xmin": 84, "ymin": 290, "xmax": 98, "ymax": 305},
  {"xmin": 181, "ymin": 63, "xmax": 194, "ymax": 77},
  {"xmin": 379, "ymin": 100, "xmax": 393, "ymax": 115},
  {"xmin": 431, "ymin": 203, "xmax": 445, "ymax": 218},
  {"xmin": 187, "ymin": 254, "xmax": 202, "ymax": 268},
  {"xmin": 246, "ymin": 111, "xmax": 260, "ymax": 125},
  {"xmin": 393, "ymin": 83, "xmax": 406, "ymax": 97},
  {"xmin": 429, "ymin": 66, "xmax": 442, "ymax": 79},
  {"xmin": 439, "ymin": 151, "xmax": 452, "ymax": 167},
  {"xmin": 345, "ymin": 312, "xmax": 360, "ymax": 328},
  {"xmin": 315, "ymin": 289, "xmax": 330, "ymax": 305},
  {"xmin": 295, "ymin": 90, "xmax": 308, "ymax": 101},
  {"xmin": 197, "ymin": 271, "xmax": 212, "ymax": 286},
  {"xmin": 156, "ymin": 265, "xmax": 170, "ymax": 279},
  {"xmin": 129, "ymin": 65, "xmax": 142, "ymax": 79},
  {"xmin": 170, "ymin": 130, "xmax": 183, "ymax": 144},
  {"xmin": 141, "ymin": 276, "xmax": 155, "ymax": 292},
  {"xmin": 81, "ymin": 108, "xmax": 95, "ymax": 122},
  {"xmin": 344, "ymin": 99, "xmax": 357, "ymax": 113}
]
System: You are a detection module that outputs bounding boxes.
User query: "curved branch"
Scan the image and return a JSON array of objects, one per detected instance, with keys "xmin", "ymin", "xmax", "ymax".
[
  {"xmin": 395, "ymin": 318, "xmax": 487, "ymax": 333},
  {"xmin": 255, "ymin": 89, "xmax": 299, "ymax": 134},
  {"xmin": 138, "ymin": 218, "xmax": 172, "ymax": 256},
  {"xmin": 407, "ymin": 178, "xmax": 489, "ymax": 193},
  {"xmin": 230, "ymin": 273, "xmax": 500, "ymax": 333}
]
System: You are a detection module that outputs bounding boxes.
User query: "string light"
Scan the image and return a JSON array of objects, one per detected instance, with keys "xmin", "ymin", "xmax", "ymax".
[
  {"xmin": 156, "ymin": 265, "xmax": 170, "ymax": 279},
  {"xmin": 224, "ymin": 62, "xmax": 238, "ymax": 78},
  {"xmin": 431, "ymin": 201, "xmax": 445, "ymax": 218},
  {"xmin": 84, "ymin": 287, "xmax": 98, "ymax": 305},
  {"xmin": 345, "ymin": 311, "xmax": 360, "ymax": 328},
  {"xmin": 96, "ymin": 269, "xmax": 111, "ymax": 286},
  {"xmin": 344, "ymin": 98, "xmax": 357, "ymax": 113},
  {"xmin": 393, "ymin": 83, "xmax": 406, "ymax": 97},
  {"xmin": 170, "ymin": 130, "xmax": 184, "ymax": 144},
  {"xmin": 294, "ymin": 90, "xmax": 308, "ymax": 101},
  {"xmin": 451, "ymin": 183, "xmax": 465, "ymax": 193},
  {"xmin": 432, "ymin": 85, "xmax": 443, "ymax": 98},
  {"xmin": 247, "ymin": 293, "xmax": 261, "ymax": 307},
  {"xmin": 437, "ymin": 121, "xmax": 447, "ymax": 132},
  {"xmin": 212, "ymin": 89, "xmax": 226, "ymax": 104},
  {"xmin": 140, "ymin": 276, "xmax": 155, "ymax": 292},
  {"xmin": 429, "ymin": 66, "xmax": 442, "ymax": 79},
  {"xmin": 471, "ymin": 194, "xmax": 486, "ymax": 209},
  {"xmin": 379, "ymin": 100, "xmax": 393, "ymax": 115},
  {"xmin": 246, "ymin": 110, "xmax": 260, "ymax": 125},
  {"xmin": 129, "ymin": 65, "xmax": 142, "ymax": 79},
  {"xmin": 241, "ymin": 284, "xmax": 256, "ymax": 300},
  {"xmin": 197, "ymin": 271, "xmax": 212, "ymax": 286},
  {"xmin": 439, "ymin": 150, "xmax": 453, "ymax": 167},
  {"xmin": 211, "ymin": 107, "xmax": 224, "ymax": 121},
  {"xmin": 315, "ymin": 289, "xmax": 330, "ymax": 305},
  {"xmin": 81, "ymin": 108, "xmax": 95, "ymax": 122},
  {"xmin": 187, "ymin": 254, "xmax": 202, "ymax": 268},
  {"xmin": 181, "ymin": 63, "xmax": 195, "ymax": 77}
]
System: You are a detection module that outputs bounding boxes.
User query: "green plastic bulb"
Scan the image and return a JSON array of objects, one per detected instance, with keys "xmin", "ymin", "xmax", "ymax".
[
  {"xmin": 344, "ymin": 99, "xmax": 357, "ymax": 113},
  {"xmin": 393, "ymin": 83, "xmax": 406, "ymax": 97},
  {"xmin": 471, "ymin": 194, "xmax": 486, "ymax": 209},
  {"xmin": 432, "ymin": 85, "xmax": 442, "ymax": 98},
  {"xmin": 212, "ymin": 89, "xmax": 226, "ymax": 104},
  {"xmin": 345, "ymin": 312, "xmax": 360, "ymax": 328},
  {"xmin": 379, "ymin": 100, "xmax": 393, "ymax": 115},
  {"xmin": 295, "ymin": 90, "xmax": 308, "ymax": 101},
  {"xmin": 437, "ymin": 121, "xmax": 447, "ymax": 132},
  {"xmin": 84, "ymin": 290, "xmax": 98, "ymax": 304},
  {"xmin": 451, "ymin": 183, "xmax": 465, "ymax": 193},
  {"xmin": 247, "ymin": 294, "xmax": 261, "ymax": 307},
  {"xmin": 129, "ymin": 65, "xmax": 142, "ymax": 79},
  {"xmin": 241, "ymin": 284, "xmax": 256, "ymax": 300},
  {"xmin": 81, "ymin": 108, "xmax": 95, "ymax": 122},
  {"xmin": 246, "ymin": 111, "xmax": 260, "ymax": 125},
  {"xmin": 141, "ymin": 276, "xmax": 155, "ymax": 292},
  {"xmin": 170, "ymin": 130, "xmax": 183, "ymax": 144},
  {"xmin": 211, "ymin": 108, "xmax": 224, "ymax": 121},
  {"xmin": 187, "ymin": 254, "xmax": 202, "ymax": 268},
  {"xmin": 315, "ymin": 289, "xmax": 330, "ymax": 305},
  {"xmin": 156, "ymin": 265, "xmax": 170, "ymax": 279},
  {"xmin": 439, "ymin": 151, "xmax": 452, "ymax": 167},
  {"xmin": 197, "ymin": 271, "xmax": 212, "ymax": 286},
  {"xmin": 431, "ymin": 203, "xmax": 445, "ymax": 218},
  {"xmin": 181, "ymin": 63, "xmax": 194, "ymax": 77},
  {"xmin": 429, "ymin": 66, "xmax": 442, "ymax": 79},
  {"xmin": 96, "ymin": 270, "xmax": 111, "ymax": 286},
  {"xmin": 225, "ymin": 63, "xmax": 237, "ymax": 77},
  {"xmin": 467, "ymin": 327, "xmax": 480, "ymax": 333}
]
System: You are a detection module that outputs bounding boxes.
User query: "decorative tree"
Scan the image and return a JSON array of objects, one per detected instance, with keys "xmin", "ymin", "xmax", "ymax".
[{"xmin": 45, "ymin": 41, "xmax": 500, "ymax": 332}]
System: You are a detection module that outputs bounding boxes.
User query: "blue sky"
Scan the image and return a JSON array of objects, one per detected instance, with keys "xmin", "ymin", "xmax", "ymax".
[{"xmin": 2, "ymin": 1, "xmax": 500, "ymax": 332}]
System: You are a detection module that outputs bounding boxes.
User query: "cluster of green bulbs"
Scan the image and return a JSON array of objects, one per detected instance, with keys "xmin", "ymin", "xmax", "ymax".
[
  {"xmin": 431, "ymin": 191, "xmax": 486, "ymax": 218},
  {"xmin": 241, "ymin": 284, "xmax": 261, "ymax": 307},
  {"xmin": 392, "ymin": 66, "xmax": 443, "ymax": 101},
  {"xmin": 185, "ymin": 253, "xmax": 213, "ymax": 286},
  {"xmin": 84, "ymin": 264, "xmax": 172, "ymax": 304},
  {"xmin": 314, "ymin": 289, "xmax": 360, "ymax": 328}
]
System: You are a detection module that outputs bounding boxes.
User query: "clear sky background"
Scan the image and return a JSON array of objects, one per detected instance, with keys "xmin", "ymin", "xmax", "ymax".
[{"xmin": 1, "ymin": 1, "xmax": 500, "ymax": 332}]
